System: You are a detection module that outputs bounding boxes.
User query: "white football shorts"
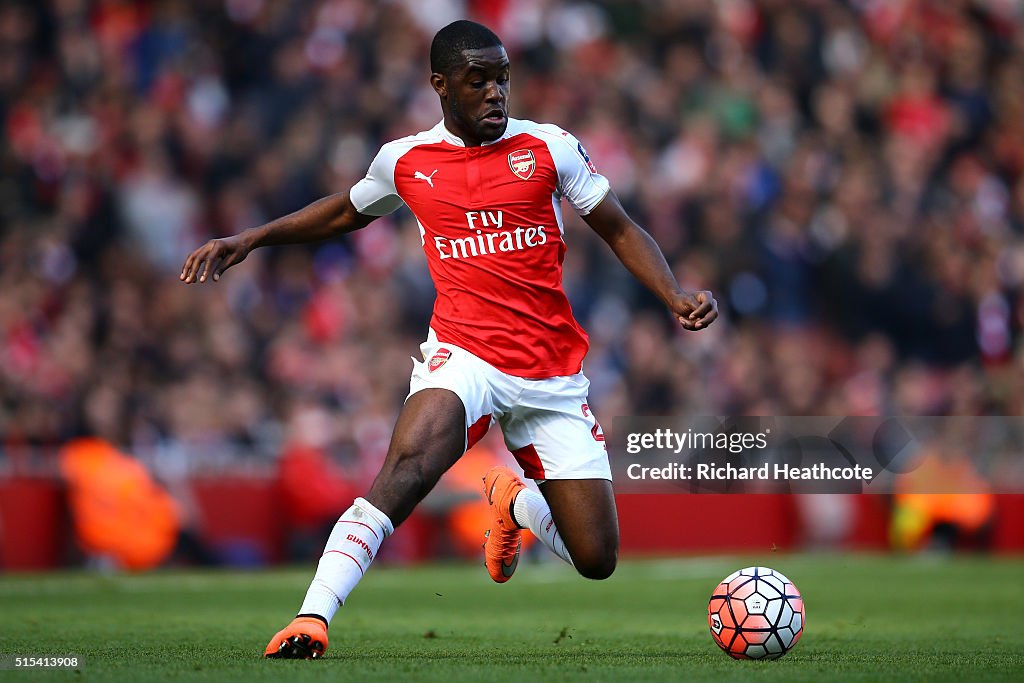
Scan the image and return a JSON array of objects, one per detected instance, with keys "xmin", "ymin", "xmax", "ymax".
[{"xmin": 408, "ymin": 329, "xmax": 611, "ymax": 481}]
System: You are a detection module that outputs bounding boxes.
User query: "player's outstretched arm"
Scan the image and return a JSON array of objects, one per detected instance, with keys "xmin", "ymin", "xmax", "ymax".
[
  {"xmin": 583, "ymin": 191, "xmax": 718, "ymax": 331},
  {"xmin": 180, "ymin": 191, "xmax": 375, "ymax": 284}
]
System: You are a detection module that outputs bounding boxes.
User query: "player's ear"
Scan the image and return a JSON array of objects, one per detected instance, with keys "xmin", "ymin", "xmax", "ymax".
[{"xmin": 430, "ymin": 72, "xmax": 447, "ymax": 98}]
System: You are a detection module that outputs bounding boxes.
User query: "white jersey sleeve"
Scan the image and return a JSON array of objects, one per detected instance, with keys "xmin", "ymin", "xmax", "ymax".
[
  {"xmin": 536, "ymin": 124, "xmax": 611, "ymax": 215},
  {"xmin": 349, "ymin": 143, "xmax": 406, "ymax": 216}
]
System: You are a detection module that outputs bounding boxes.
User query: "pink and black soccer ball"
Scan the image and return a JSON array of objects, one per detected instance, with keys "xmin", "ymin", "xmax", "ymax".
[{"xmin": 708, "ymin": 566, "xmax": 805, "ymax": 660}]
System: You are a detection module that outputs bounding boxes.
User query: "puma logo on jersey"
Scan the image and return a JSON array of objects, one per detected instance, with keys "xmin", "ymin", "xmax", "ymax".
[{"xmin": 414, "ymin": 169, "xmax": 438, "ymax": 187}]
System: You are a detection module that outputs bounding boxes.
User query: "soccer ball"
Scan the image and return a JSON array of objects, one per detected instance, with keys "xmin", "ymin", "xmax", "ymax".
[{"xmin": 707, "ymin": 566, "xmax": 805, "ymax": 660}]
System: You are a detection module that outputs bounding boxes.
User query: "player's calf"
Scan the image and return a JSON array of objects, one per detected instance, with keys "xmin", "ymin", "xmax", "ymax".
[{"xmin": 535, "ymin": 478, "xmax": 619, "ymax": 580}]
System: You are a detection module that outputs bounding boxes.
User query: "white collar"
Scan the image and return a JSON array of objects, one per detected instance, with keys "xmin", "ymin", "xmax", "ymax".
[{"xmin": 436, "ymin": 119, "xmax": 512, "ymax": 147}]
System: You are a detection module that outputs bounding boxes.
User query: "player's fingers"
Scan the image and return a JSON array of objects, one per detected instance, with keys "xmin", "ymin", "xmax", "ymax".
[
  {"xmin": 185, "ymin": 244, "xmax": 219, "ymax": 283},
  {"xmin": 183, "ymin": 254, "xmax": 206, "ymax": 284},
  {"xmin": 688, "ymin": 299, "xmax": 713, "ymax": 320},
  {"xmin": 181, "ymin": 250, "xmax": 204, "ymax": 283},
  {"xmin": 687, "ymin": 291, "xmax": 715, "ymax": 319},
  {"xmin": 689, "ymin": 292, "xmax": 719, "ymax": 328},
  {"xmin": 180, "ymin": 254, "xmax": 193, "ymax": 281},
  {"xmin": 677, "ymin": 315, "xmax": 698, "ymax": 331},
  {"xmin": 695, "ymin": 308, "xmax": 719, "ymax": 328},
  {"xmin": 212, "ymin": 251, "xmax": 240, "ymax": 281},
  {"xmin": 199, "ymin": 254, "xmax": 222, "ymax": 283}
]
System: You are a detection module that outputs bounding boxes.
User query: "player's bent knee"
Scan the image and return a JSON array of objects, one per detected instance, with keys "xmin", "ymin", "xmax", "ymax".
[
  {"xmin": 573, "ymin": 547, "xmax": 618, "ymax": 580},
  {"xmin": 576, "ymin": 556, "xmax": 616, "ymax": 580}
]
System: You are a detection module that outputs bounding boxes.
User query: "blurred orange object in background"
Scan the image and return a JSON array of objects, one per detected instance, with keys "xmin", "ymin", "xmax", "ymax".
[{"xmin": 58, "ymin": 438, "xmax": 180, "ymax": 570}]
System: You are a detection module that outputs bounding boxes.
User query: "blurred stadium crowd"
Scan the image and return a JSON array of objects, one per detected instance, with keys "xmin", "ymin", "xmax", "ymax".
[{"xmin": 2, "ymin": 0, "xmax": 1024, "ymax": 490}]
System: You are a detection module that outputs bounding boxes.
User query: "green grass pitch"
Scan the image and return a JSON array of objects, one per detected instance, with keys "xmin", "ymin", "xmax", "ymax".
[{"xmin": 0, "ymin": 554, "xmax": 1021, "ymax": 682}]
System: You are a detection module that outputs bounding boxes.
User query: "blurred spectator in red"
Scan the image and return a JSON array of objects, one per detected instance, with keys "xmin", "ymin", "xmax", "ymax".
[{"xmin": 275, "ymin": 399, "xmax": 359, "ymax": 560}]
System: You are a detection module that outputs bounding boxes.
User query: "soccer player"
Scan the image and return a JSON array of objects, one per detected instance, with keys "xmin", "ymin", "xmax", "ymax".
[{"xmin": 180, "ymin": 20, "xmax": 718, "ymax": 659}]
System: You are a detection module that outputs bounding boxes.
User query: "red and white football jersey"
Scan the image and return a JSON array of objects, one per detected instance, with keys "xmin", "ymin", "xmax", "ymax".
[{"xmin": 349, "ymin": 118, "xmax": 610, "ymax": 379}]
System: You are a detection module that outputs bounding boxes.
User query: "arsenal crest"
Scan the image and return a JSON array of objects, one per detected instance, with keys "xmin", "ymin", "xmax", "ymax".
[
  {"xmin": 428, "ymin": 348, "xmax": 451, "ymax": 372},
  {"xmin": 508, "ymin": 149, "xmax": 536, "ymax": 180}
]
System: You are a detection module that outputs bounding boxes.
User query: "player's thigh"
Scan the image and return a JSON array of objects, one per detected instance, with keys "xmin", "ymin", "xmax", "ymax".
[
  {"xmin": 367, "ymin": 388, "xmax": 466, "ymax": 524},
  {"xmin": 384, "ymin": 387, "xmax": 467, "ymax": 471},
  {"xmin": 368, "ymin": 335, "xmax": 500, "ymax": 522},
  {"xmin": 540, "ymin": 478, "xmax": 619, "ymax": 578}
]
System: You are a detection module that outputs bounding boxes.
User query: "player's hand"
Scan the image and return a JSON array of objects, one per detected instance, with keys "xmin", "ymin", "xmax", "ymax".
[
  {"xmin": 671, "ymin": 290, "xmax": 718, "ymax": 331},
  {"xmin": 180, "ymin": 234, "xmax": 251, "ymax": 284}
]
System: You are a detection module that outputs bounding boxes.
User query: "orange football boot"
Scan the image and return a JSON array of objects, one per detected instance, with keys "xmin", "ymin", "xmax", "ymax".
[
  {"xmin": 264, "ymin": 616, "xmax": 328, "ymax": 659},
  {"xmin": 482, "ymin": 466, "xmax": 526, "ymax": 583}
]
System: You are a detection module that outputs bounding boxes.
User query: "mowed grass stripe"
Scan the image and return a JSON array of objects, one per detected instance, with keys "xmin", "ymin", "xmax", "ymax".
[{"xmin": 0, "ymin": 555, "xmax": 1021, "ymax": 682}]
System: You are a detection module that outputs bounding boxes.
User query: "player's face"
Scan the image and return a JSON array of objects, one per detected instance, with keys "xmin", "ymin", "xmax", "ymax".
[{"xmin": 435, "ymin": 46, "xmax": 510, "ymax": 145}]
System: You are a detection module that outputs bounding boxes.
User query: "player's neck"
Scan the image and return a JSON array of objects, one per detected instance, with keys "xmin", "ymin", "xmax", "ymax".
[
  {"xmin": 442, "ymin": 114, "xmax": 511, "ymax": 148},
  {"xmin": 443, "ymin": 117, "xmax": 484, "ymax": 147}
]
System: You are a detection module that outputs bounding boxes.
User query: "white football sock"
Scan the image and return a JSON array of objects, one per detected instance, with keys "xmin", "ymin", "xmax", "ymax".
[
  {"xmin": 512, "ymin": 487, "xmax": 573, "ymax": 566},
  {"xmin": 298, "ymin": 497, "xmax": 394, "ymax": 624}
]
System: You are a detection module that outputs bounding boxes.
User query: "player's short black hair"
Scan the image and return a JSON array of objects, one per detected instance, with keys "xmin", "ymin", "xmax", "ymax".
[{"xmin": 430, "ymin": 20, "xmax": 503, "ymax": 76}]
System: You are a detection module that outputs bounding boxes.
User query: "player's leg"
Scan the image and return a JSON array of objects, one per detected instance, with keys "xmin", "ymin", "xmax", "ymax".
[
  {"xmin": 266, "ymin": 388, "xmax": 466, "ymax": 658},
  {"xmin": 491, "ymin": 373, "xmax": 617, "ymax": 580},
  {"xmin": 487, "ymin": 472, "xmax": 618, "ymax": 580},
  {"xmin": 269, "ymin": 334, "xmax": 496, "ymax": 658},
  {"xmin": 536, "ymin": 478, "xmax": 618, "ymax": 579},
  {"xmin": 295, "ymin": 388, "xmax": 465, "ymax": 616},
  {"xmin": 363, "ymin": 388, "xmax": 467, "ymax": 525}
]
